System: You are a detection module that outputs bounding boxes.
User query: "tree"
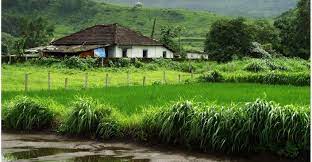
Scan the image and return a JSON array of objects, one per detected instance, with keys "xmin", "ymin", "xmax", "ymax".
[
  {"xmin": 274, "ymin": 0, "xmax": 310, "ymax": 59},
  {"xmin": 20, "ymin": 16, "xmax": 54, "ymax": 49},
  {"xmin": 204, "ymin": 18, "xmax": 253, "ymax": 62},
  {"xmin": 250, "ymin": 20, "xmax": 280, "ymax": 48},
  {"xmin": 160, "ymin": 25, "xmax": 185, "ymax": 56}
]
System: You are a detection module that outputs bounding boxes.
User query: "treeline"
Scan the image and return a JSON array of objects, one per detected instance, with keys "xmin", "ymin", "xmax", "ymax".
[
  {"xmin": 204, "ymin": 0, "xmax": 310, "ymax": 61},
  {"xmin": 2, "ymin": 0, "xmax": 97, "ymax": 55}
]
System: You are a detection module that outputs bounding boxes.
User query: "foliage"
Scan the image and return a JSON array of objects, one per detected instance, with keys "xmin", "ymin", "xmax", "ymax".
[
  {"xmin": 274, "ymin": 0, "xmax": 310, "ymax": 59},
  {"xmin": 1, "ymin": 32, "xmax": 25, "ymax": 55},
  {"xmin": 250, "ymin": 20, "xmax": 280, "ymax": 49},
  {"xmin": 244, "ymin": 61, "xmax": 265, "ymax": 72},
  {"xmin": 30, "ymin": 57, "xmax": 62, "ymax": 66},
  {"xmin": 205, "ymin": 18, "xmax": 253, "ymax": 62},
  {"xmin": 60, "ymin": 97, "xmax": 112, "ymax": 136},
  {"xmin": 199, "ymin": 70, "xmax": 224, "ymax": 82},
  {"xmin": 140, "ymin": 99, "xmax": 309, "ymax": 158},
  {"xmin": 2, "ymin": 96, "xmax": 54, "ymax": 130},
  {"xmin": 159, "ymin": 25, "xmax": 182, "ymax": 54},
  {"xmin": 2, "ymin": 14, "xmax": 54, "ymax": 50},
  {"xmin": 226, "ymin": 72, "xmax": 310, "ymax": 86},
  {"xmin": 108, "ymin": 58, "xmax": 131, "ymax": 68},
  {"xmin": 63, "ymin": 56, "xmax": 97, "ymax": 70}
]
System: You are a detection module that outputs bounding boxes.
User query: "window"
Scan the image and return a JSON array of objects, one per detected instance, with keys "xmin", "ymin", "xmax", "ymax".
[
  {"xmin": 122, "ymin": 49, "xmax": 127, "ymax": 57},
  {"xmin": 163, "ymin": 51, "xmax": 167, "ymax": 58},
  {"xmin": 143, "ymin": 49, "xmax": 148, "ymax": 58}
]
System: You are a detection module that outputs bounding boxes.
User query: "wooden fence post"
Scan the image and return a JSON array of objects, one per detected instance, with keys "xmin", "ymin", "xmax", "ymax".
[
  {"xmin": 48, "ymin": 71, "xmax": 51, "ymax": 90},
  {"xmin": 65, "ymin": 78, "xmax": 68, "ymax": 90},
  {"xmin": 105, "ymin": 73, "xmax": 108, "ymax": 87},
  {"xmin": 127, "ymin": 71, "xmax": 130, "ymax": 86},
  {"xmin": 163, "ymin": 71, "xmax": 166, "ymax": 84},
  {"xmin": 178, "ymin": 74, "xmax": 181, "ymax": 83},
  {"xmin": 8, "ymin": 55, "xmax": 11, "ymax": 65},
  {"xmin": 143, "ymin": 76, "xmax": 146, "ymax": 86},
  {"xmin": 84, "ymin": 73, "xmax": 88, "ymax": 89},
  {"xmin": 191, "ymin": 70, "xmax": 194, "ymax": 79},
  {"xmin": 24, "ymin": 73, "xmax": 28, "ymax": 92}
]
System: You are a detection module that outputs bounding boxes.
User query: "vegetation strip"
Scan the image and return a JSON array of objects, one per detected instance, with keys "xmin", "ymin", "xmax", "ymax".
[{"xmin": 2, "ymin": 96, "xmax": 310, "ymax": 160}]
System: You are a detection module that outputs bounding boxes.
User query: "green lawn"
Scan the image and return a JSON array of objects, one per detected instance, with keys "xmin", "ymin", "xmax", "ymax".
[{"xmin": 3, "ymin": 83, "xmax": 309, "ymax": 114}]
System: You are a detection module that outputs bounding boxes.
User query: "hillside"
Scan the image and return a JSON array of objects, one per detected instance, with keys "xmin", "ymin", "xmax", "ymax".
[
  {"xmin": 98, "ymin": 0, "xmax": 298, "ymax": 18},
  {"xmin": 3, "ymin": 0, "xmax": 236, "ymax": 52}
]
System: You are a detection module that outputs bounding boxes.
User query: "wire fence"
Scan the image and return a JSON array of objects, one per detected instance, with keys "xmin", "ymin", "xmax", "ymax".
[{"xmin": 2, "ymin": 70, "xmax": 201, "ymax": 92}]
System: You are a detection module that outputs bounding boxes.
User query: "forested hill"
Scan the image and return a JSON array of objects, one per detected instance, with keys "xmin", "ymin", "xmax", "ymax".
[
  {"xmin": 2, "ymin": 0, "xmax": 230, "ymax": 40},
  {"xmin": 98, "ymin": 0, "xmax": 298, "ymax": 18}
]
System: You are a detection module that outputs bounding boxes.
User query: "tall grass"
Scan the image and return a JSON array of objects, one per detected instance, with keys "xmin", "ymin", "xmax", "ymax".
[
  {"xmin": 2, "ymin": 96, "xmax": 54, "ymax": 130},
  {"xmin": 2, "ymin": 96, "xmax": 310, "ymax": 159},
  {"xmin": 140, "ymin": 99, "xmax": 310, "ymax": 158},
  {"xmin": 60, "ymin": 97, "xmax": 112, "ymax": 136}
]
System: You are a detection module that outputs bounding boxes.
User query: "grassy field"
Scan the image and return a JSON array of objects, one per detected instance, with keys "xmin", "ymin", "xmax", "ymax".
[
  {"xmin": 2, "ymin": 83, "xmax": 309, "ymax": 114},
  {"xmin": 2, "ymin": 65, "xmax": 196, "ymax": 91},
  {"xmin": 2, "ymin": 58, "xmax": 309, "ymax": 91},
  {"xmin": 2, "ymin": 59, "xmax": 310, "ymax": 159}
]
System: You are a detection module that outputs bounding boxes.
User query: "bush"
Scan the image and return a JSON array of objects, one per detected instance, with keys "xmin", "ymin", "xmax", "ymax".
[
  {"xmin": 60, "ymin": 97, "xmax": 112, "ymax": 136},
  {"xmin": 109, "ymin": 58, "xmax": 131, "ymax": 68},
  {"xmin": 3, "ymin": 96, "xmax": 54, "ymax": 130},
  {"xmin": 244, "ymin": 61, "xmax": 265, "ymax": 72},
  {"xmin": 199, "ymin": 70, "xmax": 224, "ymax": 82},
  {"xmin": 265, "ymin": 61, "xmax": 288, "ymax": 71},
  {"xmin": 63, "ymin": 56, "xmax": 97, "ymax": 70},
  {"xmin": 226, "ymin": 72, "xmax": 310, "ymax": 86},
  {"xmin": 30, "ymin": 57, "xmax": 61, "ymax": 66},
  {"xmin": 133, "ymin": 58, "xmax": 144, "ymax": 68}
]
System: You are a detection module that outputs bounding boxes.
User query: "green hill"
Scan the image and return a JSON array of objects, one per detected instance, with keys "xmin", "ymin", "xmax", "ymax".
[
  {"xmin": 98, "ymin": 0, "xmax": 298, "ymax": 18},
  {"xmin": 2, "ymin": 0, "xmax": 271, "ymax": 52}
]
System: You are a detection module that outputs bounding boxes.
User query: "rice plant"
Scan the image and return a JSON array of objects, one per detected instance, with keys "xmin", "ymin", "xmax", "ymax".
[
  {"xmin": 139, "ymin": 99, "xmax": 310, "ymax": 158},
  {"xmin": 2, "ymin": 96, "xmax": 54, "ymax": 130},
  {"xmin": 60, "ymin": 97, "xmax": 112, "ymax": 136}
]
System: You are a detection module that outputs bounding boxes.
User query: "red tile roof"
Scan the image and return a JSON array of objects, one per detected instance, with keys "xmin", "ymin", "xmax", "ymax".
[{"xmin": 51, "ymin": 24, "xmax": 163, "ymax": 46}]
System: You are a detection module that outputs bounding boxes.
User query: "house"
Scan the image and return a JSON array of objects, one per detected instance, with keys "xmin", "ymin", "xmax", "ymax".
[{"xmin": 42, "ymin": 23, "xmax": 174, "ymax": 59}]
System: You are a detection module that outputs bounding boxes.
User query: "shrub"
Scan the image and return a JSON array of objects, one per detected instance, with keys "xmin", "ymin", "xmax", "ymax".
[
  {"xmin": 199, "ymin": 70, "xmax": 224, "ymax": 82},
  {"xmin": 109, "ymin": 58, "xmax": 131, "ymax": 68},
  {"xmin": 144, "ymin": 64, "xmax": 159, "ymax": 71},
  {"xmin": 60, "ymin": 97, "xmax": 112, "ymax": 136},
  {"xmin": 133, "ymin": 58, "xmax": 144, "ymax": 68},
  {"xmin": 244, "ymin": 61, "xmax": 265, "ymax": 72},
  {"xmin": 226, "ymin": 72, "xmax": 310, "ymax": 86},
  {"xmin": 63, "ymin": 56, "xmax": 97, "ymax": 70},
  {"xmin": 3, "ymin": 96, "xmax": 54, "ymax": 130},
  {"xmin": 30, "ymin": 57, "xmax": 61, "ymax": 66}
]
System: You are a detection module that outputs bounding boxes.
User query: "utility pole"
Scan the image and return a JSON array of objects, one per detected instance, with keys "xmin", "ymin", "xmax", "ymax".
[{"xmin": 151, "ymin": 17, "xmax": 157, "ymax": 39}]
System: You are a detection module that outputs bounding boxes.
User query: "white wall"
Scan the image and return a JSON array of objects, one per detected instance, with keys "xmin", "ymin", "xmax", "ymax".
[
  {"xmin": 111, "ymin": 45, "xmax": 174, "ymax": 58},
  {"xmin": 187, "ymin": 53, "xmax": 209, "ymax": 60}
]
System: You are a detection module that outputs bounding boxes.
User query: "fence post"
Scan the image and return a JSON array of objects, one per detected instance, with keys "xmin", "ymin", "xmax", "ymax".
[
  {"xmin": 127, "ymin": 71, "xmax": 130, "ymax": 86},
  {"xmin": 143, "ymin": 76, "xmax": 146, "ymax": 86},
  {"xmin": 24, "ymin": 73, "xmax": 28, "ymax": 92},
  {"xmin": 163, "ymin": 71, "xmax": 166, "ymax": 84},
  {"xmin": 178, "ymin": 74, "xmax": 181, "ymax": 83},
  {"xmin": 48, "ymin": 71, "xmax": 51, "ymax": 90},
  {"xmin": 65, "ymin": 78, "xmax": 68, "ymax": 90},
  {"xmin": 105, "ymin": 73, "xmax": 108, "ymax": 88},
  {"xmin": 191, "ymin": 70, "xmax": 194, "ymax": 79},
  {"xmin": 8, "ymin": 55, "xmax": 11, "ymax": 64},
  {"xmin": 84, "ymin": 73, "xmax": 88, "ymax": 89}
]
